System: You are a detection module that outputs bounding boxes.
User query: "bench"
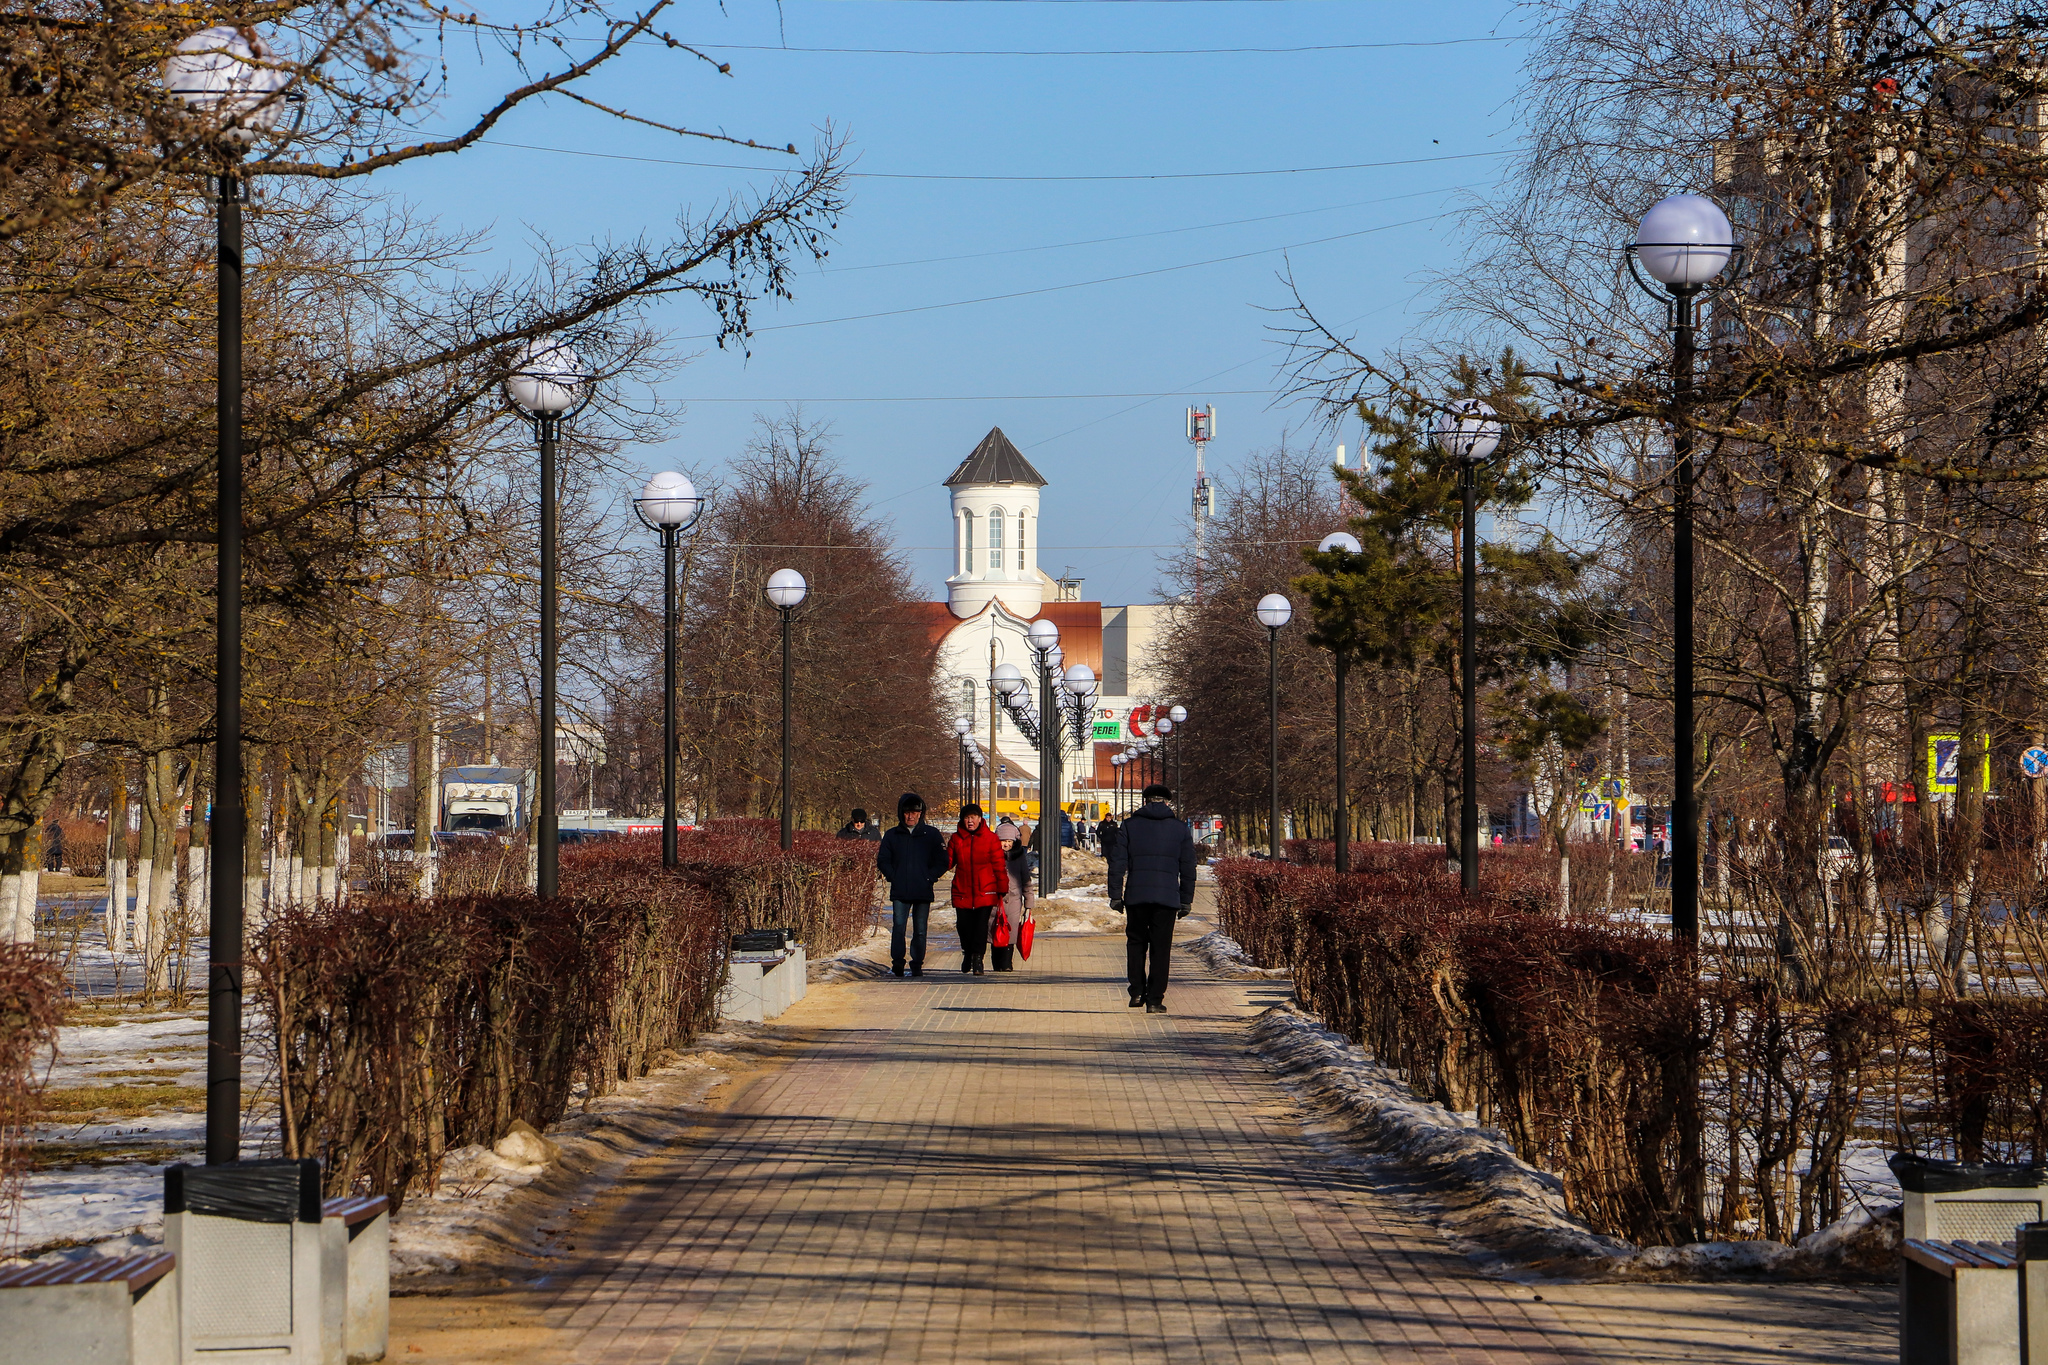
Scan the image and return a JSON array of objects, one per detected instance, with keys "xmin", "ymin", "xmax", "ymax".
[
  {"xmin": 0, "ymin": 1253, "xmax": 179, "ymax": 1365},
  {"xmin": 721, "ymin": 943, "xmax": 807, "ymax": 1022},
  {"xmin": 322, "ymin": 1195, "xmax": 389, "ymax": 1363}
]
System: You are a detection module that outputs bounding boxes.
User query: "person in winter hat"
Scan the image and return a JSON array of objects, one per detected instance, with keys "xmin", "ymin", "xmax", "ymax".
[
  {"xmin": 947, "ymin": 803, "xmax": 1006, "ymax": 975},
  {"xmin": 876, "ymin": 793, "xmax": 948, "ymax": 976},
  {"xmin": 989, "ymin": 821, "xmax": 1036, "ymax": 972},
  {"xmin": 1107, "ymin": 782, "xmax": 1197, "ymax": 1012},
  {"xmin": 837, "ymin": 808, "xmax": 880, "ymax": 841}
]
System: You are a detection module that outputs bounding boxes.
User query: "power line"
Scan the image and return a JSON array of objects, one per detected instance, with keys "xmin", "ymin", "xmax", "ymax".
[
  {"xmin": 822, "ymin": 183, "xmax": 1473, "ymax": 274},
  {"xmin": 478, "ymin": 138, "xmax": 1506, "ymax": 182},
  {"xmin": 693, "ymin": 36, "xmax": 1527, "ymax": 56},
  {"xmin": 678, "ymin": 209, "xmax": 1457, "ymax": 339},
  {"xmin": 678, "ymin": 389, "xmax": 1274, "ymax": 402}
]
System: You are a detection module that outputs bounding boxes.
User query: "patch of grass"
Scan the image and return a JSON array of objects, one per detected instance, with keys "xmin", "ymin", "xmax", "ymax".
[
  {"xmin": 34, "ymin": 1083, "xmax": 201, "ymax": 1117},
  {"xmin": 27, "ymin": 1142, "xmax": 193, "ymax": 1170},
  {"xmin": 89, "ymin": 1067, "xmax": 199, "ymax": 1080}
]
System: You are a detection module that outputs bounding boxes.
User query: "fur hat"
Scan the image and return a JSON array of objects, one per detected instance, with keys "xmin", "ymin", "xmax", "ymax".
[{"xmin": 995, "ymin": 822, "xmax": 1020, "ymax": 841}]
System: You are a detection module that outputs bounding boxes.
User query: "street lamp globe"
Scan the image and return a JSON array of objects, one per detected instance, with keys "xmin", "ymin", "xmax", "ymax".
[
  {"xmin": 1634, "ymin": 193, "xmax": 1734, "ymax": 287},
  {"xmin": 1045, "ymin": 643, "xmax": 1064, "ymax": 675},
  {"xmin": 1256, "ymin": 593, "xmax": 1294, "ymax": 630},
  {"xmin": 1318, "ymin": 531, "xmax": 1363, "ymax": 554},
  {"xmin": 163, "ymin": 26, "xmax": 291, "ymax": 139},
  {"xmin": 954, "ymin": 716, "xmax": 972, "ymax": 736},
  {"xmin": 1432, "ymin": 398, "xmax": 1501, "ymax": 464},
  {"xmin": 1062, "ymin": 663, "xmax": 1097, "ymax": 696},
  {"xmin": 1169, "ymin": 705, "xmax": 1187, "ymax": 724},
  {"xmin": 764, "ymin": 568, "xmax": 808, "ymax": 609},
  {"xmin": 635, "ymin": 470, "xmax": 703, "ymax": 531},
  {"xmin": 505, "ymin": 338, "xmax": 585, "ymax": 418},
  {"xmin": 1028, "ymin": 617, "xmax": 1060, "ymax": 652},
  {"xmin": 991, "ymin": 662, "xmax": 1027, "ymax": 696},
  {"xmin": 1155, "ymin": 717, "xmax": 1174, "ymax": 736}
]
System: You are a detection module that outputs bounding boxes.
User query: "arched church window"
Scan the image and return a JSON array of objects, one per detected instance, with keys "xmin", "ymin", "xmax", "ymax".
[
  {"xmin": 961, "ymin": 510, "xmax": 974, "ymax": 572},
  {"xmin": 988, "ymin": 507, "xmax": 1006, "ymax": 570},
  {"xmin": 1018, "ymin": 511, "xmax": 1028, "ymax": 572}
]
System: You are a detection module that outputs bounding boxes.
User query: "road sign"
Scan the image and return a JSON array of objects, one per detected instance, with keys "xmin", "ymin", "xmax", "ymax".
[
  {"xmin": 1927, "ymin": 734, "xmax": 1992, "ymax": 795},
  {"xmin": 2024, "ymin": 747, "xmax": 2048, "ymax": 779}
]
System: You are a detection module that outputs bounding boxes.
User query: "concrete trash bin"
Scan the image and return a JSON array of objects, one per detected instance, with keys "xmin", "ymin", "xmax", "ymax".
[
  {"xmin": 1893, "ymin": 1152, "xmax": 2048, "ymax": 1242},
  {"xmin": 0, "ymin": 1253, "xmax": 179, "ymax": 1365},
  {"xmin": 321, "ymin": 1196, "xmax": 390, "ymax": 1363},
  {"xmin": 164, "ymin": 1159, "xmax": 340, "ymax": 1364}
]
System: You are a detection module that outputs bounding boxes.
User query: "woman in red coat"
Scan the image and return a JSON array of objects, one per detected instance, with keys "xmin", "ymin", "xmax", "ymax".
[{"xmin": 948, "ymin": 804, "xmax": 1007, "ymax": 975}]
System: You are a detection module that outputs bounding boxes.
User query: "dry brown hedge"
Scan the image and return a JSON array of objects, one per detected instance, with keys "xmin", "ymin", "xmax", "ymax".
[{"xmin": 0, "ymin": 944, "xmax": 62, "ymax": 1246}]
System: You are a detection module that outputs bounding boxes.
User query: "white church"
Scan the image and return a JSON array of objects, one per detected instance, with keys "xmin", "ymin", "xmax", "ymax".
[{"xmin": 908, "ymin": 428, "xmax": 1175, "ymax": 823}]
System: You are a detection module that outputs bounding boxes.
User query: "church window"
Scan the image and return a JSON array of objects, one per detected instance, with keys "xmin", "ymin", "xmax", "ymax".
[
  {"xmin": 962, "ymin": 511, "xmax": 974, "ymax": 572},
  {"xmin": 1019, "ymin": 512, "xmax": 1028, "ymax": 571},
  {"xmin": 988, "ymin": 507, "xmax": 1005, "ymax": 569}
]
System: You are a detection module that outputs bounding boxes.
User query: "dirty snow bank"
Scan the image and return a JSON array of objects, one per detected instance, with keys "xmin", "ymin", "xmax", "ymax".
[
  {"xmin": 1187, "ymin": 930, "xmax": 1290, "ymax": 979},
  {"xmin": 1252, "ymin": 995, "xmax": 1900, "ymax": 1280}
]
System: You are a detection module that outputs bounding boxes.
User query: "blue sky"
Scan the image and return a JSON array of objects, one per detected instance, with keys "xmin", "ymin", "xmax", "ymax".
[{"xmin": 383, "ymin": 0, "xmax": 1529, "ymax": 604}]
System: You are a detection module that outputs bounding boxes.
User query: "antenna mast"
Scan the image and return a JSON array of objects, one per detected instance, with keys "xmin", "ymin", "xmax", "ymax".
[{"xmin": 1187, "ymin": 404, "xmax": 1214, "ymax": 600}]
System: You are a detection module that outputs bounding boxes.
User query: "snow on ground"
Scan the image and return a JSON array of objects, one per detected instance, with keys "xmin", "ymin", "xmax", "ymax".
[{"xmin": 1186, "ymin": 931, "xmax": 1291, "ymax": 979}]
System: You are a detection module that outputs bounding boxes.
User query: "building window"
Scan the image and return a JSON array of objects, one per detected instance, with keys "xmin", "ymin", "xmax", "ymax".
[
  {"xmin": 989, "ymin": 506, "xmax": 1005, "ymax": 570},
  {"xmin": 1019, "ymin": 512, "xmax": 1028, "ymax": 572},
  {"xmin": 962, "ymin": 511, "xmax": 974, "ymax": 572}
]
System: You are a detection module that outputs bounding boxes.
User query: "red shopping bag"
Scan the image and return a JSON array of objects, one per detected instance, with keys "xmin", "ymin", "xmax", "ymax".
[
  {"xmin": 993, "ymin": 909, "xmax": 1012, "ymax": 949},
  {"xmin": 1018, "ymin": 912, "xmax": 1035, "ymax": 961}
]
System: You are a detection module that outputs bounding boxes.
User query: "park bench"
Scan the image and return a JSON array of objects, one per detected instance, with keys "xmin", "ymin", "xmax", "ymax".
[
  {"xmin": 0, "ymin": 1252, "xmax": 179, "ymax": 1365},
  {"xmin": 322, "ymin": 1195, "xmax": 389, "ymax": 1364},
  {"xmin": 723, "ymin": 930, "xmax": 807, "ymax": 1022}
]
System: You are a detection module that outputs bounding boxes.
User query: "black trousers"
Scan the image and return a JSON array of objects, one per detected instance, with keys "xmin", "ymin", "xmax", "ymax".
[
  {"xmin": 1125, "ymin": 903, "xmax": 1176, "ymax": 1003},
  {"xmin": 958, "ymin": 903, "xmax": 991, "ymax": 969}
]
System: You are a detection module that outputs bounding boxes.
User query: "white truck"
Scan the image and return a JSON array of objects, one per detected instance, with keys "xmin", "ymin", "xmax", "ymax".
[{"xmin": 439, "ymin": 766, "xmax": 534, "ymax": 834}]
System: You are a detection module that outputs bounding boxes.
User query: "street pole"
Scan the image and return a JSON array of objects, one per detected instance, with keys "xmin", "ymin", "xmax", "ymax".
[
  {"xmin": 1672, "ymin": 284, "xmax": 1700, "ymax": 943},
  {"xmin": 661, "ymin": 526, "xmax": 678, "ymax": 870},
  {"xmin": 206, "ymin": 167, "xmax": 244, "ymax": 1166},
  {"xmin": 539, "ymin": 415, "xmax": 559, "ymax": 897},
  {"xmin": 1268, "ymin": 626, "xmax": 1281, "ymax": 860},
  {"xmin": 1336, "ymin": 654, "xmax": 1351, "ymax": 875},
  {"xmin": 1461, "ymin": 455, "xmax": 1479, "ymax": 894},
  {"xmin": 780, "ymin": 603, "xmax": 794, "ymax": 850}
]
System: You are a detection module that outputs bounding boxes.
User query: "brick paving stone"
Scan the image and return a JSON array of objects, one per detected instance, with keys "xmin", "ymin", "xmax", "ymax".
[{"xmin": 493, "ymin": 923, "xmax": 1888, "ymax": 1365}]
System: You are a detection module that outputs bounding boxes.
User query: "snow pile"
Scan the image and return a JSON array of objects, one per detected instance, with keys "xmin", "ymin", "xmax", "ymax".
[
  {"xmin": 1186, "ymin": 930, "xmax": 1290, "ymax": 979},
  {"xmin": 1034, "ymin": 888, "xmax": 1123, "ymax": 935}
]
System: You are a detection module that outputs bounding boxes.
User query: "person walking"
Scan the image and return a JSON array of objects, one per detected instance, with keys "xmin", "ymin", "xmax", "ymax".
[
  {"xmin": 1108, "ymin": 782, "xmax": 1197, "ymax": 1013},
  {"xmin": 991, "ymin": 821, "xmax": 1036, "ymax": 972},
  {"xmin": 947, "ymin": 803, "xmax": 1006, "ymax": 975},
  {"xmin": 876, "ymin": 793, "xmax": 947, "ymax": 977},
  {"xmin": 1096, "ymin": 813, "xmax": 1120, "ymax": 859},
  {"xmin": 837, "ymin": 808, "xmax": 880, "ymax": 841}
]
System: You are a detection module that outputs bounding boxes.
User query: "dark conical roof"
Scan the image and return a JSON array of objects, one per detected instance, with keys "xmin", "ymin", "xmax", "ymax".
[{"xmin": 944, "ymin": 427, "xmax": 1048, "ymax": 488}]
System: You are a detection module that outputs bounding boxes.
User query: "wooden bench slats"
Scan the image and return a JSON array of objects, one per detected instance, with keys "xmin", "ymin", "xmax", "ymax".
[
  {"xmin": 0, "ymin": 1252, "xmax": 175, "ymax": 1292},
  {"xmin": 1905, "ymin": 1237, "xmax": 2020, "ymax": 1273},
  {"xmin": 321, "ymin": 1194, "xmax": 389, "ymax": 1226}
]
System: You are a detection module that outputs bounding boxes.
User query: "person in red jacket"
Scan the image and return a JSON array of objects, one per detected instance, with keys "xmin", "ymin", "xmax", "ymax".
[{"xmin": 948, "ymin": 803, "xmax": 1006, "ymax": 975}]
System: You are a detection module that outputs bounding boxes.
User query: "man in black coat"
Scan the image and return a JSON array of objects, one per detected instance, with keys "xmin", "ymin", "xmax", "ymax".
[
  {"xmin": 875, "ymin": 792, "xmax": 948, "ymax": 977},
  {"xmin": 1107, "ymin": 783, "xmax": 1197, "ymax": 1013},
  {"xmin": 837, "ymin": 808, "xmax": 881, "ymax": 841}
]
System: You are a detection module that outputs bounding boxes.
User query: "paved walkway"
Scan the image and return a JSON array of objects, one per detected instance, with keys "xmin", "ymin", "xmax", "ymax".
[{"xmin": 394, "ymin": 920, "xmax": 1892, "ymax": 1364}]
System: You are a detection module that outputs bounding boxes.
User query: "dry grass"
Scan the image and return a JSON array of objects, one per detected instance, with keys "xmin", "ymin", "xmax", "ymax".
[{"xmin": 33, "ymin": 1082, "xmax": 200, "ymax": 1117}]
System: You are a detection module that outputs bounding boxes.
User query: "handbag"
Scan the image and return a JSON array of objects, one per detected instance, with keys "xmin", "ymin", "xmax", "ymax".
[
  {"xmin": 992, "ymin": 908, "xmax": 1012, "ymax": 949},
  {"xmin": 1018, "ymin": 909, "xmax": 1035, "ymax": 961}
]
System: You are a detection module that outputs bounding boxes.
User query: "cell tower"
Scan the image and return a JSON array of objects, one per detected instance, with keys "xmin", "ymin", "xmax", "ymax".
[{"xmin": 1187, "ymin": 404, "xmax": 1215, "ymax": 599}]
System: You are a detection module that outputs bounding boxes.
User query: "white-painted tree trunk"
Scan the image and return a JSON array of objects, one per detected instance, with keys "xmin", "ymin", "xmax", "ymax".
[
  {"xmin": 106, "ymin": 855, "xmax": 128, "ymax": 951},
  {"xmin": 187, "ymin": 845, "xmax": 206, "ymax": 931},
  {"xmin": 16, "ymin": 868, "xmax": 38, "ymax": 944},
  {"xmin": 0, "ymin": 873, "xmax": 20, "ymax": 944}
]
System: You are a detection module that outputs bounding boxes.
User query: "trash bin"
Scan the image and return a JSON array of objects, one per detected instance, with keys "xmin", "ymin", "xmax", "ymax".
[
  {"xmin": 1893, "ymin": 1153, "xmax": 2048, "ymax": 1243},
  {"xmin": 164, "ymin": 1159, "xmax": 340, "ymax": 1364}
]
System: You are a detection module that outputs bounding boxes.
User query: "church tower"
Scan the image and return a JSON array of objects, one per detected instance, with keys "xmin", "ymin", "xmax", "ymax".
[{"xmin": 945, "ymin": 427, "xmax": 1049, "ymax": 618}]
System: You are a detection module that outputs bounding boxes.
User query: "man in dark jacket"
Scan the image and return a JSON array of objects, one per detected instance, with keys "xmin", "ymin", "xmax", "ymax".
[
  {"xmin": 1107, "ymin": 783, "xmax": 1198, "ymax": 1012},
  {"xmin": 837, "ymin": 808, "xmax": 881, "ymax": 841},
  {"xmin": 875, "ymin": 793, "xmax": 948, "ymax": 977},
  {"xmin": 1096, "ymin": 814, "xmax": 1120, "ymax": 857}
]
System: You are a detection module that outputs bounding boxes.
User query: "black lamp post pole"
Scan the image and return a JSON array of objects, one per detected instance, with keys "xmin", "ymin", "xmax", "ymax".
[
  {"xmin": 1460, "ymin": 455, "xmax": 1480, "ymax": 894},
  {"xmin": 661, "ymin": 526, "xmax": 679, "ymax": 870},
  {"xmin": 539, "ymin": 416, "xmax": 560, "ymax": 897},
  {"xmin": 1672, "ymin": 284, "xmax": 1700, "ymax": 943},
  {"xmin": 1335, "ymin": 656, "xmax": 1351, "ymax": 875},
  {"xmin": 780, "ymin": 604, "xmax": 795, "ymax": 850},
  {"xmin": 205, "ymin": 167, "xmax": 245, "ymax": 1166},
  {"xmin": 1268, "ymin": 626, "xmax": 1282, "ymax": 860}
]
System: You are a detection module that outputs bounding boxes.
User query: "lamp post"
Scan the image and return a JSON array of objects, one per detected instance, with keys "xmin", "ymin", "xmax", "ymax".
[
  {"xmin": 633, "ymin": 472, "xmax": 704, "ymax": 870},
  {"xmin": 1629, "ymin": 193, "xmax": 1736, "ymax": 945},
  {"xmin": 1028, "ymin": 618, "xmax": 1062, "ymax": 889},
  {"xmin": 1112, "ymin": 754, "xmax": 1125, "ymax": 816},
  {"xmin": 1429, "ymin": 405, "xmax": 1502, "ymax": 894},
  {"xmin": 162, "ymin": 23, "xmax": 290, "ymax": 1168},
  {"xmin": 1256, "ymin": 594, "xmax": 1293, "ymax": 859},
  {"xmin": 1315, "ymin": 532, "xmax": 1364, "ymax": 874},
  {"xmin": 505, "ymin": 340, "xmax": 589, "ymax": 899},
  {"xmin": 954, "ymin": 716, "xmax": 973, "ymax": 808},
  {"xmin": 1169, "ymin": 704, "xmax": 1188, "ymax": 810},
  {"xmin": 765, "ymin": 569, "xmax": 808, "ymax": 849}
]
